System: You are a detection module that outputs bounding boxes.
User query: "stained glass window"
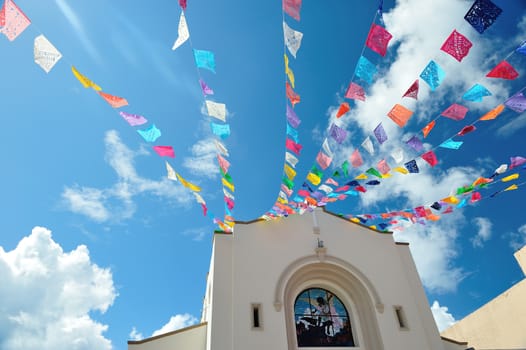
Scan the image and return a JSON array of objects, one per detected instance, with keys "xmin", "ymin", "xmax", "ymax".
[{"xmin": 294, "ymin": 288, "xmax": 355, "ymax": 347}]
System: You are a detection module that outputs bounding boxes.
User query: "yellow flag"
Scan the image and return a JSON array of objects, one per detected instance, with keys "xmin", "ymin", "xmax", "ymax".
[
  {"xmin": 504, "ymin": 184, "xmax": 518, "ymax": 191},
  {"xmin": 71, "ymin": 66, "xmax": 102, "ymax": 91},
  {"xmin": 222, "ymin": 178, "xmax": 235, "ymax": 192},
  {"xmin": 284, "ymin": 164, "xmax": 297, "ymax": 180},
  {"xmin": 350, "ymin": 218, "xmax": 360, "ymax": 223},
  {"xmin": 306, "ymin": 172, "xmax": 321, "ymax": 186},
  {"xmin": 284, "ymin": 54, "xmax": 295, "ymax": 88},
  {"xmin": 176, "ymin": 173, "xmax": 201, "ymax": 192},
  {"xmin": 501, "ymin": 173, "xmax": 519, "ymax": 182},
  {"xmin": 393, "ymin": 167, "xmax": 409, "ymax": 175},
  {"xmin": 442, "ymin": 196, "xmax": 459, "ymax": 204},
  {"xmin": 354, "ymin": 173, "xmax": 368, "ymax": 180},
  {"xmin": 381, "ymin": 173, "xmax": 392, "ymax": 179}
]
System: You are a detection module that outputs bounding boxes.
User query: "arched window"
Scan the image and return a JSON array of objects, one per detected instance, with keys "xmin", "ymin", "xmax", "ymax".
[{"xmin": 294, "ymin": 288, "xmax": 355, "ymax": 347}]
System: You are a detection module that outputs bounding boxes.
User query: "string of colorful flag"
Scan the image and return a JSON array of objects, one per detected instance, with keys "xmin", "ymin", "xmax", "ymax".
[
  {"xmin": 261, "ymin": 0, "xmax": 524, "ymax": 224},
  {"xmin": 1, "ymin": 0, "xmax": 233, "ymax": 232},
  {"xmin": 342, "ymin": 156, "xmax": 526, "ymax": 232},
  {"xmin": 171, "ymin": 1, "xmax": 236, "ymax": 232}
]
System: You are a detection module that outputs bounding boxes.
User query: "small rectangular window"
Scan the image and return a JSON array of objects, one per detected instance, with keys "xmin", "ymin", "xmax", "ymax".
[
  {"xmin": 251, "ymin": 303, "xmax": 262, "ymax": 330},
  {"xmin": 394, "ymin": 306, "xmax": 409, "ymax": 330}
]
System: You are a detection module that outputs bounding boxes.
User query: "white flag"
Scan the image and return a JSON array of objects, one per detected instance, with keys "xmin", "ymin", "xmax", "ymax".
[
  {"xmin": 206, "ymin": 100, "xmax": 226, "ymax": 122},
  {"xmin": 172, "ymin": 11, "xmax": 190, "ymax": 50},
  {"xmin": 361, "ymin": 136, "xmax": 375, "ymax": 156},
  {"xmin": 283, "ymin": 21, "xmax": 303, "ymax": 59},
  {"xmin": 285, "ymin": 152, "xmax": 299, "ymax": 167},
  {"xmin": 34, "ymin": 35, "xmax": 62, "ymax": 73}
]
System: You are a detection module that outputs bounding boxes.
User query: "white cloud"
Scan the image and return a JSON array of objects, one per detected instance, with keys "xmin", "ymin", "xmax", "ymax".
[
  {"xmin": 430, "ymin": 300, "xmax": 456, "ymax": 332},
  {"xmin": 151, "ymin": 314, "xmax": 198, "ymax": 337},
  {"xmin": 129, "ymin": 327, "xmax": 143, "ymax": 341},
  {"xmin": 471, "ymin": 217, "xmax": 493, "ymax": 248},
  {"xmin": 320, "ymin": 0, "xmax": 522, "ymax": 294},
  {"xmin": 507, "ymin": 223, "xmax": 526, "ymax": 251},
  {"xmin": 394, "ymin": 215, "xmax": 465, "ymax": 294},
  {"xmin": 0, "ymin": 227, "xmax": 116, "ymax": 350},
  {"xmin": 62, "ymin": 130, "xmax": 193, "ymax": 222},
  {"xmin": 183, "ymin": 138, "xmax": 220, "ymax": 178}
]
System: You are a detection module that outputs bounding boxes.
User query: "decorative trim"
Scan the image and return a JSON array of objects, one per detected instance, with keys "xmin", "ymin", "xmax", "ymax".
[{"xmin": 127, "ymin": 322, "xmax": 207, "ymax": 344}]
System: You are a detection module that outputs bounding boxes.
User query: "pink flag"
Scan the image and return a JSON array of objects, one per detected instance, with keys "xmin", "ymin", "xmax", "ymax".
[
  {"xmin": 217, "ymin": 154, "xmax": 230, "ymax": 173},
  {"xmin": 402, "ymin": 80, "xmax": 419, "ymax": 99},
  {"xmin": 153, "ymin": 146, "xmax": 175, "ymax": 158},
  {"xmin": 366, "ymin": 23, "xmax": 392, "ymax": 57},
  {"xmin": 285, "ymin": 138, "xmax": 302, "ymax": 155},
  {"xmin": 486, "ymin": 60, "xmax": 519, "ymax": 80},
  {"xmin": 283, "ymin": 0, "xmax": 302, "ymax": 21},
  {"xmin": 377, "ymin": 159, "xmax": 390, "ymax": 174},
  {"xmin": 350, "ymin": 149, "xmax": 363, "ymax": 167},
  {"xmin": 441, "ymin": 103, "xmax": 468, "ymax": 121},
  {"xmin": 345, "ymin": 82, "xmax": 366, "ymax": 101},
  {"xmin": 0, "ymin": 0, "xmax": 31, "ymax": 41},
  {"xmin": 509, "ymin": 156, "xmax": 526, "ymax": 169},
  {"xmin": 440, "ymin": 29, "xmax": 472, "ymax": 62},
  {"xmin": 316, "ymin": 151, "xmax": 332, "ymax": 170},
  {"xmin": 421, "ymin": 150, "xmax": 438, "ymax": 167},
  {"xmin": 179, "ymin": 0, "xmax": 187, "ymax": 10},
  {"xmin": 199, "ymin": 79, "xmax": 214, "ymax": 96},
  {"xmin": 98, "ymin": 91, "xmax": 129, "ymax": 108}
]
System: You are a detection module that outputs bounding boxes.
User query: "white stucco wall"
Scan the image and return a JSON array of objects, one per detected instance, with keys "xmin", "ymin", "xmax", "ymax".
[
  {"xmin": 205, "ymin": 208, "xmax": 445, "ymax": 350},
  {"xmin": 441, "ymin": 246, "xmax": 526, "ymax": 349}
]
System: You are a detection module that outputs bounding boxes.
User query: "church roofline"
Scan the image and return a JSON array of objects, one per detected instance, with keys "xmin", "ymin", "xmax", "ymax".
[
  {"xmin": 127, "ymin": 322, "xmax": 207, "ymax": 345},
  {"xmin": 228, "ymin": 206, "xmax": 393, "ymax": 236},
  {"xmin": 440, "ymin": 336, "xmax": 469, "ymax": 346}
]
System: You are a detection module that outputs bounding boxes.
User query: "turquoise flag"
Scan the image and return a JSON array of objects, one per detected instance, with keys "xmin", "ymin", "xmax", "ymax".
[
  {"xmin": 137, "ymin": 124, "xmax": 161, "ymax": 142},
  {"xmin": 194, "ymin": 49, "xmax": 216, "ymax": 73}
]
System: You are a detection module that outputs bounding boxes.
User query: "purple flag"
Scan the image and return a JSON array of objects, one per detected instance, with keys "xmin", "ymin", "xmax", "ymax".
[
  {"xmin": 329, "ymin": 123, "xmax": 347, "ymax": 144},
  {"xmin": 510, "ymin": 156, "xmax": 526, "ymax": 169},
  {"xmin": 406, "ymin": 135, "xmax": 423, "ymax": 152},
  {"xmin": 119, "ymin": 111, "xmax": 148, "ymax": 126},
  {"xmin": 505, "ymin": 92, "xmax": 526, "ymax": 113},
  {"xmin": 199, "ymin": 79, "xmax": 214, "ymax": 96},
  {"xmin": 373, "ymin": 123, "xmax": 388, "ymax": 144},
  {"xmin": 286, "ymin": 104, "xmax": 301, "ymax": 128}
]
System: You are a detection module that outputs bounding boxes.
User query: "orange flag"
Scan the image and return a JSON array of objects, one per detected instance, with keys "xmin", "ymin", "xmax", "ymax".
[
  {"xmin": 387, "ymin": 104, "xmax": 413, "ymax": 127},
  {"xmin": 98, "ymin": 91, "xmax": 129, "ymax": 108},
  {"xmin": 479, "ymin": 104, "xmax": 505, "ymax": 121}
]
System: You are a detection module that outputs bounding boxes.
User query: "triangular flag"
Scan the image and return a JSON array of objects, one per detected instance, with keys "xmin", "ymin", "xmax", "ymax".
[
  {"xmin": 194, "ymin": 49, "xmax": 216, "ymax": 73},
  {"xmin": 284, "ymin": 54, "xmax": 295, "ymax": 88},
  {"xmin": 374, "ymin": 123, "xmax": 388, "ymax": 144},
  {"xmin": 458, "ymin": 125, "xmax": 476, "ymax": 136},
  {"xmin": 387, "ymin": 104, "xmax": 413, "ymax": 127},
  {"xmin": 504, "ymin": 92, "xmax": 526, "ymax": 113},
  {"xmin": 464, "ymin": 0, "xmax": 502, "ymax": 34},
  {"xmin": 176, "ymin": 172, "xmax": 201, "ymax": 192},
  {"xmin": 119, "ymin": 112, "xmax": 148, "ymax": 126},
  {"xmin": 98, "ymin": 91, "xmax": 129, "ymax": 108},
  {"xmin": 172, "ymin": 11, "xmax": 190, "ymax": 50},
  {"xmin": 34, "ymin": 35, "xmax": 62, "ymax": 73},
  {"xmin": 286, "ymin": 82, "xmax": 300, "ymax": 106},
  {"xmin": 199, "ymin": 79, "xmax": 214, "ymax": 96},
  {"xmin": 440, "ymin": 29, "xmax": 472, "ymax": 62},
  {"xmin": 420, "ymin": 60, "xmax": 445, "ymax": 91},
  {"xmin": 361, "ymin": 136, "xmax": 375, "ymax": 155},
  {"xmin": 439, "ymin": 138, "xmax": 463, "ymax": 149},
  {"xmin": 403, "ymin": 80, "xmax": 419, "ymax": 99},
  {"xmin": 336, "ymin": 102, "xmax": 350, "ymax": 118},
  {"xmin": 510, "ymin": 156, "xmax": 526, "ymax": 169},
  {"xmin": 165, "ymin": 161, "xmax": 177, "ymax": 181},
  {"xmin": 0, "ymin": 0, "xmax": 30, "ymax": 41},
  {"xmin": 72, "ymin": 66, "xmax": 102, "ymax": 91},
  {"xmin": 365, "ymin": 23, "xmax": 392, "ymax": 57},
  {"xmin": 441, "ymin": 103, "xmax": 468, "ymax": 121},
  {"xmin": 345, "ymin": 82, "xmax": 366, "ymax": 101},
  {"xmin": 350, "ymin": 149, "xmax": 363, "ymax": 167},
  {"xmin": 283, "ymin": 0, "xmax": 302, "ymax": 21},
  {"xmin": 206, "ymin": 100, "xmax": 227, "ymax": 121},
  {"xmin": 422, "ymin": 120, "xmax": 436, "ymax": 138},
  {"xmin": 486, "ymin": 61, "xmax": 519, "ymax": 80},
  {"xmin": 479, "ymin": 104, "xmax": 504, "ymax": 121},
  {"xmin": 421, "ymin": 150, "xmax": 438, "ymax": 167},
  {"xmin": 283, "ymin": 21, "xmax": 303, "ymax": 58},
  {"xmin": 153, "ymin": 145, "xmax": 175, "ymax": 158},
  {"xmin": 137, "ymin": 124, "xmax": 162, "ymax": 142},
  {"xmin": 504, "ymin": 184, "xmax": 518, "ymax": 191},
  {"xmin": 463, "ymin": 84, "xmax": 492, "ymax": 102}
]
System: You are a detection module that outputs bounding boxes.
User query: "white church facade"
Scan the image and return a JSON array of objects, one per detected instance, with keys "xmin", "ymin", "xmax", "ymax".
[{"xmin": 128, "ymin": 208, "xmax": 466, "ymax": 350}]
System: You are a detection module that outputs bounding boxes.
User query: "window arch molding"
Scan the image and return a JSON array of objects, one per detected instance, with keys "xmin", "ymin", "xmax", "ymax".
[{"xmin": 279, "ymin": 256, "xmax": 385, "ymax": 350}]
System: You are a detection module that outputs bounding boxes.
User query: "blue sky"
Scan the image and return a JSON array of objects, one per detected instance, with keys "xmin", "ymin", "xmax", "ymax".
[{"xmin": 1, "ymin": 0, "xmax": 526, "ymax": 348}]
